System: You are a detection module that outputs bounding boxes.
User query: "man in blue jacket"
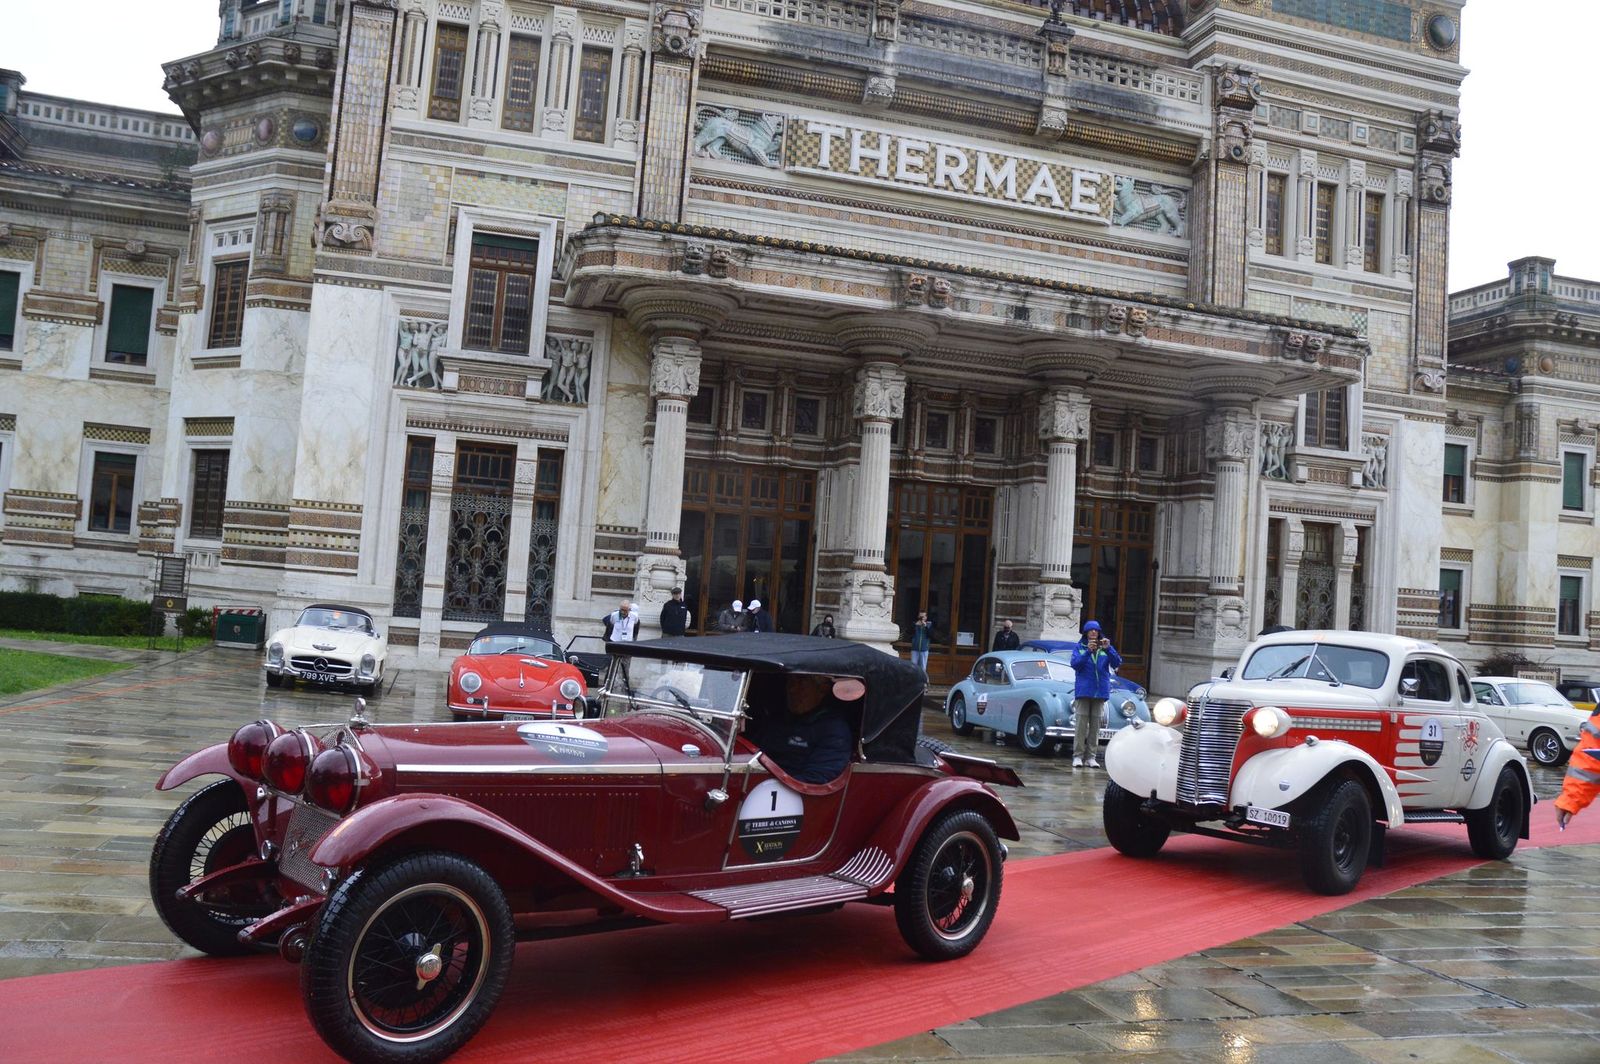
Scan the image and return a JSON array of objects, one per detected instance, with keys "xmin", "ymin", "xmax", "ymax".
[{"xmin": 1069, "ymin": 620, "xmax": 1121, "ymax": 769}]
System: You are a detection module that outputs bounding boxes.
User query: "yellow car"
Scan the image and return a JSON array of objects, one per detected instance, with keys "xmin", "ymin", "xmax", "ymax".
[{"xmin": 1558, "ymin": 680, "xmax": 1600, "ymax": 714}]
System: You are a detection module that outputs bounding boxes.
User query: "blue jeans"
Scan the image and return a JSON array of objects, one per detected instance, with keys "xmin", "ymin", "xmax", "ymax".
[{"xmin": 910, "ymin": 649, "xmax": 929, "ymax": 675}]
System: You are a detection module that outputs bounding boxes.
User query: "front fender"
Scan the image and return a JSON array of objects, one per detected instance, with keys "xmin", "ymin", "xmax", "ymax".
[
  {"xmin": 866, "ymin": 777, "xmax": 1021, "ymax": 889},
  {"xmin": 1104, "ymin": 722, "xmax": 1182, "ymax": 802},
  {"xmin": 1231, "ymin": 741, "xmax": 1404, "ymax": 826},
  {"xmin": 310, "ymin": 793, "xmax": 727, "ymax": 923},
  {"xmin": 156, "ymin": 743, "xmax": 245, "ymax": 791},
  {"xmin": 1464, "ymin": 739, "xmax": 1534, "ymax": 836}
]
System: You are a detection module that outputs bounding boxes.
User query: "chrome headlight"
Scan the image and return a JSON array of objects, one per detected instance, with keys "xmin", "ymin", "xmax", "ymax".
[
  {"xmin": 267, "ymin": 642, "xmax": 284, "ymax": 664},
  {"xmin": 358, "ymin": 654, "xmax": 376, "ymax": 677},
  {"xmin": 1151, "ymin": 697, "xmax": 1186, "ymax": 727},
  {"xmin": 460, "ymin": 671, "xmax": 482, "ymax": 694},
  {"xmin": 1251, "ymin": 705, "xmax": 1293, "ymax": 739},
  {"xmin": 559, "ymin": 678, "xmax": 582, "ymax": 701},
  {"xmin": 1119, "ymin": 699, "xmax": 1139, "ymax": 720}
]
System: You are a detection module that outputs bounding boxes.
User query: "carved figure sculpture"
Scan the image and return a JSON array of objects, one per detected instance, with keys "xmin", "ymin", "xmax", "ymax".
[
  {"xmin": 691, "ymin": 107, "xmax": 783, "ymax": 167},
  {"xmin": 543, "ymin": 337, "xmax": 593, "ymax": 404},
  {"xmin": 1361, "ymin": 433, "xmax": 1389, "ymax": 490},
  {"xmin": 1113, "ymin": 177, "xmax": 1186, "ymax": 236},
  {"xmin": 1260, "ymin": 422, "xmax": 1293, "ymax": 481},
  {"xmin": 395, "ymin": 319, "xmax": 447, "ymax": 390}
]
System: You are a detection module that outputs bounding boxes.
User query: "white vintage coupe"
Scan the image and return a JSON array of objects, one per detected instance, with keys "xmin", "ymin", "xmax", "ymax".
[
  {"xmin": 263, "ymin": 604, "xmax": 387, "ymax": 694},
  {"xmin": 1469, "ymin": 676, "xmax": 1587, "ymax": 767}
]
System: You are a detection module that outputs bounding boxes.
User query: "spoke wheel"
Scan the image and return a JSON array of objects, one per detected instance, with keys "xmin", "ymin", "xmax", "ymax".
[
  {"xmin": 949, "ymin": 694, "xmax": 974, "ymax": 736},
  {"xmin": 149, "ymin": 780, "xmax": 280, "ymax": 956},
  {"xmin": 894, "ymin": 809, "xmax": 1003, "ymax": 961},
  {"xmin": 1528, "ymin": 729, "xmax": 1566, "ymax": 767},
  {"xmin": 303, "ymin": 852, "xmax": 514, "ymax": 1064}
]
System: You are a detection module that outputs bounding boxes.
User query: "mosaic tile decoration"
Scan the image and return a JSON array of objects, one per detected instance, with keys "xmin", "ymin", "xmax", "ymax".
[{"xmin": 1273, "ymin": 0, "xmax": 1414, "ymax": 42}]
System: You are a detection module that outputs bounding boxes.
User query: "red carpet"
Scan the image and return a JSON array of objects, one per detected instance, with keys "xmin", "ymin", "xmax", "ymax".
[{"xmin": 5, "ymin": 811, "xmax": 1596, "ymax": 1064}]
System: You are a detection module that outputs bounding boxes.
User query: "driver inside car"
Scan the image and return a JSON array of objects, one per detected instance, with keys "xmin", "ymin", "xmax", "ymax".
[{"xmin": 744, "ymin": 674, "xmax": 855, "ymax": 784}]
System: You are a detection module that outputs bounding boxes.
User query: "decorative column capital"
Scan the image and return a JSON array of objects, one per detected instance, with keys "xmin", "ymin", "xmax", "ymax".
[
  {"xmin": 835, "ymin": 315, "xmax": 936, "ymax": 360},
  {"xmin": 621, "ymin": 286, "xmax": 736, "ymax": 340},
  {"xmin": 648, "ymin": 337, "xmax": 702, "ymax": 400},
  {"xmin": 1021, "ymin": 341, "xmax": 1111, "ymax": 383},
  {"xmin": 1211, "ymin": 64, "xmax": 1261, "ymax": 163},
  {"xmin": 651, "ymin": 0, "xmax": 702, "ymax": 59},
  {"xmin": 1206, "ymin": 407, "xmax": 1255, "ymax": 463},
  {"xmin": 852, "ymin": 363, "xmax": 907, "ymax": 422},
  {"xmin": 1037, "ymin": 388, "xmax": 1090, "ymax": 443}
]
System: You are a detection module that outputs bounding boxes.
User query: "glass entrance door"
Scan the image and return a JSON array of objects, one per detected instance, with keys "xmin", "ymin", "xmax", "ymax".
[
  {"xmin": 1070, "ymin": 498, "xmax": 1156, "ymax": 684},
  {"xmin": 887, "ymin": 482, "xmax": 993, "ymax": 686},
  {"xmin": 680, "ymin": 462, "xmax": 815, "ymax": 634}
]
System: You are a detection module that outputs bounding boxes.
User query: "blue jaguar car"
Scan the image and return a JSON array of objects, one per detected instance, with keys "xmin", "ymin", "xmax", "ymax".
[{"xmin": 944, "ymin": 649, "xmax": 1150, "ymax": 755}]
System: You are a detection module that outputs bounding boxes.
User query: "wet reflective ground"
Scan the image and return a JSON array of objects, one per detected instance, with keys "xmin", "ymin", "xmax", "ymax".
[{"xmin": 1, "ymin": 642, "xmax": 1596, "ymax": 1064}]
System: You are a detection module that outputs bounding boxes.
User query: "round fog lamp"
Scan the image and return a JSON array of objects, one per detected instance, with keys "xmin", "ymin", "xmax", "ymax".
[{"xmin": 1151, "ymin": 697, "xmax": 1186, "ymax": 727}]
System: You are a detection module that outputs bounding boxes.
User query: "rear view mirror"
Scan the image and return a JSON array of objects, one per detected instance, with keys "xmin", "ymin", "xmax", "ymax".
[
  {"xmin": 1220, "ymin": 667, "xmax": 1234, "ymax": 680},
  {"xmin": 1400, "ymin": 677, "xmax": 1420, "ymax": 698}
]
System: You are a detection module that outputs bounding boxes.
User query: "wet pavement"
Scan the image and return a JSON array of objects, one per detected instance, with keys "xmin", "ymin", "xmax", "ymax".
[{"xmin": 1, "ymin": 644, "xmax": 1596, "ymax": 1064}]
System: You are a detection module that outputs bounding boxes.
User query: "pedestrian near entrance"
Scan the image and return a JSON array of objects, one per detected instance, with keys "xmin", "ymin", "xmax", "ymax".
[
  {"xmin": 1554, "ymin": 705, "xmax": 1600, "ymax": 829},
  {"xmin": 602, "ymin": 600, "xmax": 640, "ymax": 642},
  {"xmin": 811, "ymin": 614, "xmax": 837, "ymax": 638},
  {"xmin": 660, "ymin": 587, "xmax": 691, "ymax": 637},
  {"xmin": 909, "ymin": 612, "xmax": 933, "ymax": 676},
  {"xmin": 1069, "ymin": 620, "xmax": 1121, "ymax": 769},
  {"xmin": 992, "ymin": 619, "xmax": 1020, "ymax": 651},
  {"xmin": 748, "ymin": 599, "xmax": 774, "ymax": 633},
  {"xmin": 716, "ymin": 600, "xmax": 749, "ymax": 633}
]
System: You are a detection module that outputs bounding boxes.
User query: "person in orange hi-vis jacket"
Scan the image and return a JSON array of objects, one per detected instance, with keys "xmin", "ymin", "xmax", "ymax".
[{"xmin": 1555, "ymin": 708, "xmax": 1600, "ymax": 829}]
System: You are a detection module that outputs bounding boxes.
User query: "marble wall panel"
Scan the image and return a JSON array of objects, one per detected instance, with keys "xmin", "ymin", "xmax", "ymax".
[
  {"xmin": 290, "ymin": 284, "xmax": 385, "ymax": 504},
  {"xmin": 595, "ymin": 319, "xmax": 648, "ymax": 532}
]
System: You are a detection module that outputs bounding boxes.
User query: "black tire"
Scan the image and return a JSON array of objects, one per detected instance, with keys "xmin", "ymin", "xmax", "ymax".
[
  {"xmin": 265, "ymin": 672, "xmax": 283, "ymax": 689},
  {"xmin": 1528, "ymin": 728, "xmax": 1567, "ymax": 767},
  {"xmin": 949, "ymin": 694, "xmax": 975, "ymax": 736},
  {"xmin": 302, "ymin": 852, "xmax": 515, "ymax": 1064},
  {"xmin": 148, "ymin": 780, "xmax": 280, "ymax": 956},
  {"xmin": 893, "ymin": 809, "xmax": 1003, "ymax": 961},
  {"xmin": 1298, "ymin": 778, "xmax": 1372, "ymax": 895},
  {"xmin": 1018, "ymin": 706, "xmax": 1049, "ymax": 755},
  {"xmin": 1466, "ymin": 765, "xmax": 1525, "ymax": 860},
  {"xmin": 1102, "ymin": 780, "xmax": 1170, "ymax": 858},
  {"xmin": 915, "ymin": 736, "xmax": 954, "ymax": 767}
]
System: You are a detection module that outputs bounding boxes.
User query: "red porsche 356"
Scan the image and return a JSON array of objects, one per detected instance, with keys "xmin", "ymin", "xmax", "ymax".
[{"xmin": 149, "ymin": 634, "xmax": 1022, "ymax": 1063}]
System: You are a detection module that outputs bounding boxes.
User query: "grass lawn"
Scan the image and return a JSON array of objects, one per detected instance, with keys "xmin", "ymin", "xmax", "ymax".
[
  {"xmin": 0, "ymin": 628, "xmax": 191, "ymax": 652},
  {"xmin": 0, "ymin": 647, "xmax": 134, "ymax": 696}
]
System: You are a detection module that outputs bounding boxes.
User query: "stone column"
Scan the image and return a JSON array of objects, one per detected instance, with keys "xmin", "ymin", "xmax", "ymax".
[
  {"xmin": 541, "ymin": 8, "xmax": 578, "ymax": 136},
  {"xmin": 392, "ymin": 1, "xmax": 430, "ymax": 118},
  {"xmin": 1207, "ymin": 406, "xmax": 1255, "ymax": 594},
  {"xmin": 468, "ymin": 0, "xmax": 504, "ymax": 129},
  {"xmin": 1391, "ymin": 171, "xmax": 1413, "ymax": 281},
  {"xmin": 613, "ymin": 22, "xmax": 648, "ymax": 148},
  {"xmin": 637, "ymin": 0, "xmax": 705, "ymax": 219},
  {"xmin": 418, "ymin": 439, "xmax": 456, "ymax": 656},
  {"xmin": 1028, "ymin": 387, "xmax": 1090, "ymax": 640},
  {"xmin": 1344, "ymin": 159, "xmax": 1367, "ymax": 269},
  {"xmin": 1279, "ymin": 516, "xmax": 1304, "ymax": 628},
  {"xmin": 503, "ymin": 445, "xmax": 540, "ymax": 622},
  {"xmin": 1246, "ymin": 141, "xmax": 1268, "ymax": 252},
  {"xmin": 839, "ymin": 361, "xmax": 907, "ymax": 646},
  {"xmin": 318, "ymin": 0, "xmax": 398, "ymax": 253},
  {"xmin": 1413, "ymin": 110, "xmax": 1460, "ymax": 397},
  {"xmin": 1333, "ymin": 520, "xmax": 1359, "ymax": 629},
  {"xmin": 1190, "ymin": 66, "xmax": 1260, "ymax": 307},
  {"xmin": 1295, "ymin": 149, "xmax": 1318, "ymax": 264}
]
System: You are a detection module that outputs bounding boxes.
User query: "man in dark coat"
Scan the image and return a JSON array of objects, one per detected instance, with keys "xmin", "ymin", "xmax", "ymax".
[
  {"xmin": 748, "ymin": 599, "xmax": 774, "ymax": 633},
  {"xmin": 660, "ymin": 587, "xmax": 691, "ymax": 637},
  {"xmin": 992, "ymin": 619, "xmax": 1020, "ymax": 651},
  {"xmin": 744, "ymin": 675, "xmax": 854, "ymax": 783}
]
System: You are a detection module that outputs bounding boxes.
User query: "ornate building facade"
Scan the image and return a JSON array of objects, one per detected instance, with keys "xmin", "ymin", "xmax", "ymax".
[
  {"xmin": 0, "ymin": 0, "xmax": 1469, "ymax": 694},
  {"xmin": 1442, "ymin": 258, "xmax": 1600, "ymax": 675}
]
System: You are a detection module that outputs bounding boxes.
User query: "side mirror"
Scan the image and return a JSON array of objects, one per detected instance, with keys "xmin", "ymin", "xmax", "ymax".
[
  {"xmin": 1400, "ymin": 677, "xmax": 1420, "ymax": 698},
  {"xmin": 1220, "ymin": 667, "xmax": 1234, "ymax": 680}
]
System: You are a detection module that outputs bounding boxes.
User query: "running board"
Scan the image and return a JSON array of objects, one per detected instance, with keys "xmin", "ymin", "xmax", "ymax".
[
  {"xmin": 1403, "ymin": 810, "xmax": 1466, "ymax": 824},
  {"xmin": 690, "ymin": 846, "xmax": 894, "ymax": 919}
]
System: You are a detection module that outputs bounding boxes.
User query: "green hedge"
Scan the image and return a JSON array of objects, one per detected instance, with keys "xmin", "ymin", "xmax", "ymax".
[{"xmin": 0, "ymin": 592, "xmax": 156, "ymax": 637}]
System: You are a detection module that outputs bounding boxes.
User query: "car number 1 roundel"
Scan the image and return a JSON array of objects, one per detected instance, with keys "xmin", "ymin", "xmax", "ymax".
[{"xmin": 737, "ymin": 779, "xmax": 804, "ymax": 861}]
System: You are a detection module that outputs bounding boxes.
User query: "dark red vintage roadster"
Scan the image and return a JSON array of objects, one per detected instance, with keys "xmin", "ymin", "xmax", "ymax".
[{"xmin": 150, "ymin": 634, "xmax": 1022, "ymax": 1063}]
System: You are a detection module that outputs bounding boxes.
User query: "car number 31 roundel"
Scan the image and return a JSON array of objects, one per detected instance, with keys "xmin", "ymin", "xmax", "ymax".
[{"xmin": 737, "ymin": 779, "xmax": 804, "ymax": 860}]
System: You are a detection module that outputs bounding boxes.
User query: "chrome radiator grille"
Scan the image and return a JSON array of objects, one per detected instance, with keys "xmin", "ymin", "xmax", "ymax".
[
  {"xmin": 278, "ymin": 803, "xmax": 340, "ymax": 890},
  {"xmin": 291, "ymin": 656, "xmax": 353, "ymax": 676},
  {"xmin": 1175, "ymin": 698, "xmax": 1249, "ymax": 806}
]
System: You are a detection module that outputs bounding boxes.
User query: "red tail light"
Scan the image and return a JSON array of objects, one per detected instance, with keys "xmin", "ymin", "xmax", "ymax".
[
  {"xmin": 307, "ymin": 746, "xmax": 359, "ymax": 814},
  {"xmin": 263, "ymin": 730, "xmax": 323, "ymax": 795},
  {"xmin": 227, "ymin": 720, "xmax": 282, "ymax": 779}
]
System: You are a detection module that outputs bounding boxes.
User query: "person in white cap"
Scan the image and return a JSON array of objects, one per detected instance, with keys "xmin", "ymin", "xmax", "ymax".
[
  {"xmin": 748, "ymin": 599, "xmax": 773, "ymax": 633},
  {"xmin": 716, "ymin": 599, "xmax": 747, "ymax": 633}
]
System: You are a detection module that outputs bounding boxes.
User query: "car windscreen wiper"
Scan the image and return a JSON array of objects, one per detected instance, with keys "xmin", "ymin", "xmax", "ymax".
[{"xmin": 1268, "ymin": 655, "xmax": 1309, "ymax": 680}]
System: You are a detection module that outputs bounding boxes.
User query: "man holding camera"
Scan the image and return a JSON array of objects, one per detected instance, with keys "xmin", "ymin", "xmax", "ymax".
[{"xmin": 1068, "ymin": 620, "xmax": 1121, "ymax": 769}]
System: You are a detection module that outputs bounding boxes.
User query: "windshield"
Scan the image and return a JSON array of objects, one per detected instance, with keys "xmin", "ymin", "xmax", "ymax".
[
  {"xmin": 1241, "ymin": 643, "xmax": 1389, "ymax": 689},
  {"xmin": 468, "ymin": 634, "xmax": 560, "ymax": 658},
  {"xmin": 297, "ymin": 608, "xmax": 374, "ymax": 635},
  {"xmin": 1505, "ymin": 681, "xmax": 1566, "ymax": 706},
  {"xmin": 1010, "ymin": 659, "xmax": 1076, "ymax": 684},
  {"xmin": 602, "ymin": 657, "xmax": 749, "ymax": 746}
]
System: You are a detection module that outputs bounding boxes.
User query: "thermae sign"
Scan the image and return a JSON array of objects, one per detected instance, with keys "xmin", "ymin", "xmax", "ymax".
[{"xmin": 787, "ymin": 120, "xmax": 1112, "ymax": 224}]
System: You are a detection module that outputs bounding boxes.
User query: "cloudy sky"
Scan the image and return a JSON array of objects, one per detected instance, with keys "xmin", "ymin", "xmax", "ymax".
[{"xmin": 4, "ymin": 2, "xmax": 1588, "ymax": 290}]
